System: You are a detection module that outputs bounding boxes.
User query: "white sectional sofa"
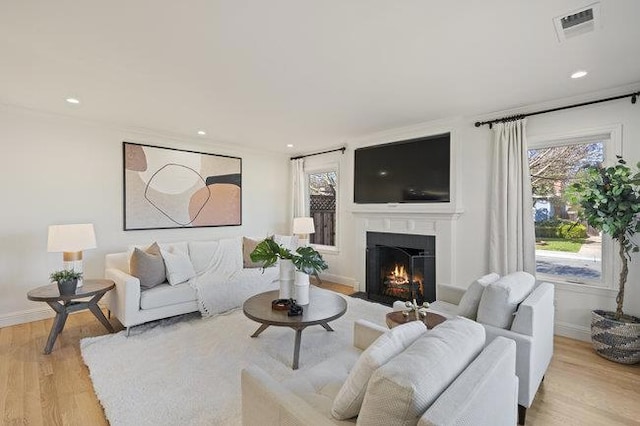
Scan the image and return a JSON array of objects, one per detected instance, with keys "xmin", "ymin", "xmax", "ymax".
[
  {"xmin": 242, "ymin": 317, "xmax": 519, "ymax": 425},
  {"xmin": 396, "ymin": 272, "xmax": 554, "ymax": 425},
  {"xmin": 105, "ymin": 236, "xmax": 295, "ymax": 334}
]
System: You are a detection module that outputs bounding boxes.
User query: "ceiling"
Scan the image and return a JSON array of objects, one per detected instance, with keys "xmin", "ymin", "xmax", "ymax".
[{"xmin": 1, "ymin": 1, "xmax": 639, "ymax": 153}]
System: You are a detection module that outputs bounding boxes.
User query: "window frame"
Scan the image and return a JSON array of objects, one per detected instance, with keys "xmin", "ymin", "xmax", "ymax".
[
  {"xmin": 527, "ymin": 124, "xmax": 622, "ymax": 291},
  {"xmin": 305, "ymin": 162, "xmax": 340, "ymax": 253}
]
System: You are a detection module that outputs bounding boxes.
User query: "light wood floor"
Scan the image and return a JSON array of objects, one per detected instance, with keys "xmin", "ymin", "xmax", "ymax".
[{"xmin": 2, "ymin": 283, "xmax": 639, "ymax": 426}]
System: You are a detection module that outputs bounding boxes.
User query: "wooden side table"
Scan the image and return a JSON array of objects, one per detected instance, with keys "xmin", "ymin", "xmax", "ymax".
[
  {"xmin": 27, "ymin": 279, "xmax": 116, "ymax": 354},
  {"xmin": 386, "ymin": 310, "xmax": 447, "ymax": 330}
]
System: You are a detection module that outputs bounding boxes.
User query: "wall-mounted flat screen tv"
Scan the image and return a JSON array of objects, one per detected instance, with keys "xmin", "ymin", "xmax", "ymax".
[{"xmin": 354, "ymin": 133, "xmax": 450, "ymax": 203}]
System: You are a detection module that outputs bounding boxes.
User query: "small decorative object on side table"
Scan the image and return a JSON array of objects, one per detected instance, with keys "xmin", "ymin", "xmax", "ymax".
[
  {"xmin": 386, "ymin": 301, "xmax": 446, "ymax": 330},
  {"xmin": 27, "ymin": 279, "xmax": 115, "ymax": 354}
]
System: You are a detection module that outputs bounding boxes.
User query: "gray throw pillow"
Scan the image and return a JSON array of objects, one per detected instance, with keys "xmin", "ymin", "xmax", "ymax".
[{"xmin": 130, "ymin": 242, "xmax": 166, "ymax": 289}]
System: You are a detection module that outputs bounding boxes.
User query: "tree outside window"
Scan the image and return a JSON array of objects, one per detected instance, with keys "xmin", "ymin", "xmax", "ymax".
[
  {"xmin": 529, "ymin": 141, "xmax": 604, "ymax": 284},
  {"xmin": 308, "ymin": 171, "xmax": 337, "ymax": 247}
]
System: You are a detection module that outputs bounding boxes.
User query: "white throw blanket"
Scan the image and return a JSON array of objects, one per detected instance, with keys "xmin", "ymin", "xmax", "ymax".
[
  {"xmin": 81, "ymin": 291, "xmax": 391, "ymax": 426},
  {"xmin": 188, "ymin": 237, "xmax": 279, "ymax": 317}
]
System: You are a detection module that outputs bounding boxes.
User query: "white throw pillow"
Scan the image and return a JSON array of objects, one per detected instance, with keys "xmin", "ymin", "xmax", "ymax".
[
  {"xmin": 357, "ymin": 317, "xmax": 485, "ymax": 425},
  {"xmin": 476, "ymin": 271, "xmax": 536, "ymax": 329},
  {"xmin": 331, "ymin": 321, "xmax": 427, "ymax": 420},
  {"xmin": 456, "ymin": 273, "xmax": 500, "ymax": 320},
  {"xmin": 161, "ymin": 248, "xmax": 196, "ymax": 286}
]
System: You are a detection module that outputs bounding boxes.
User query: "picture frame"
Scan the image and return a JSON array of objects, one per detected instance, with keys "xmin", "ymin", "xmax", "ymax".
[{"xmin": 123, "ymin": 142, "xmax": 242, "ymax": 230}]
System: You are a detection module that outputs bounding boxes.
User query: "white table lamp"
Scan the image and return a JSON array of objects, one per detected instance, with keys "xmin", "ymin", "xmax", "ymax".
[
  {"xmin": 293, "ymin": 217, "xmax": 315, "ymax": 247},
  {"xmin": 47, "ymin": 223, "xmax": 96, "ymax": 287}
]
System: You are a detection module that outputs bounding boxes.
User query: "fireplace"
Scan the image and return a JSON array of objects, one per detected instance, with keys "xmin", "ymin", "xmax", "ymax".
[{"xmin": 366, "ymin": 232, "xmax": 435, "ymax": 306}]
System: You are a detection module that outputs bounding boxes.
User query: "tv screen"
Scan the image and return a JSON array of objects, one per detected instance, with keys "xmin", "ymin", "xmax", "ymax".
[{"xmin": 354, "ymin": 133, "xmax": 450, "ymax": 203}]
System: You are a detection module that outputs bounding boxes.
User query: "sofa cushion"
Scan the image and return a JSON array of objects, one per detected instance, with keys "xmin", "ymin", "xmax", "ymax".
[
  {"xmin": 331, "ymin": 321, "xmax": 427, "ymax": 420},
  {"xmin": 457, "ymin": 273, "xmax": 500, "ymax": 320},
  {"xmin": 282, "ymin": 349, "xmax": 360, "ymax": 422},
  {"xmin": 357, "ymin": 317, "xmax": 485, "ymax": 426},
  {"xmin": 130, "ymin": 242, "xmax": 166, "ymax": 289},
  {"xmin": 476, "ymin": 271, "xmax": 535, "ymax": 329},
  {"xmin": 139, "ymin": 281, "xmax": 197, "ymax": 310},
  {"xmin": 242, "ymin": 237, "xmax": 264, "ymax": 268},
  {"xmin": 161, "ymin": 247, "xmax": 196, "ymax": 285}
]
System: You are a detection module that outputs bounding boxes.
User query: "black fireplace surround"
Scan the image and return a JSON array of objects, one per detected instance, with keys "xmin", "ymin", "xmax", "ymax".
[{"xmin": 366, "ymin": 232, "xmax": 435, "ymax": 306}]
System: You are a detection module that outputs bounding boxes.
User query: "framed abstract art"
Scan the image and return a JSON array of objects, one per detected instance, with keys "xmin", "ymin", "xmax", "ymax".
[{"xmin": 123, "ymin": 142, "xmax": 242, "ymax": 230}]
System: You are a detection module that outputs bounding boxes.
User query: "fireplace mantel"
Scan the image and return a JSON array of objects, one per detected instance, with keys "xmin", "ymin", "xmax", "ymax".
[{"xmin": 352, "ymin": 208, "xmax": 463, "ymax": 293}]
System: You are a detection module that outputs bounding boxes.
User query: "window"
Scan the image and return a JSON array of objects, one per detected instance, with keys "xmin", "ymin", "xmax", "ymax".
[
  {"xmin": 528, "ymin": 135, "xmax": 612, "ymax": 287},
  {"xmin": 307, "ymin": 169, "xmax": 337, "ymax": 248}
]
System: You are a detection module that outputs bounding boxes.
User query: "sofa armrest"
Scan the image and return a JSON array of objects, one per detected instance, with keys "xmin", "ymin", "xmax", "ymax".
[
  {"xmin": 483, "ymin": 321, "xmax": 550, "ymax": 409},
  {"xmin": 436, "ymin": 283, "xmax": 465, "ymax": 305},
  {"xmin": 511, "ymin": 282, "xmax": 555, "ymax": 337},
  {"xmin": 353, "ymin": 319, "xmax": 387, "ymax": 351},
  {"xmin": 241, "ymin": 367, "xmax": 337, "ymax": 426},
  {"xmin": 104, "ymin": 268, "xmax": 141, "ymax": 328},
  {"xmin": 419, "ymin": 337, "xmax": 518, "ymax": 426}
]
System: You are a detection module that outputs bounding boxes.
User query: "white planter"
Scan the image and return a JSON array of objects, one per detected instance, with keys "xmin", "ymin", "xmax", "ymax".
[
  {"xmin": 279, "ymin": 259, "xmax": 295, "ymax": 299},
  {"xmin": 294, "ymin": 271, "xmax": 310, "ymax": 305}
]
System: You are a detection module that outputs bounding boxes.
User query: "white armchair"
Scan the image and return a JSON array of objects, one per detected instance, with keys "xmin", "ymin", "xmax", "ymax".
[
  {"xmin": 242, "ymin": 318, "xmax": 518, "ymax": 425},
  {"xmin": 403, "ymin": 277, "xmax": 554, "ymax": 425}
]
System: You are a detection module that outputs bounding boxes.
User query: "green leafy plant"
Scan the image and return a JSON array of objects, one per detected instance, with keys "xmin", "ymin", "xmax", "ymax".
[
  {"xmin": 568, "ymin": 156, "xmax": 640, "ymax": 320},
  {"xmin": 250, "ymin": 236, "xmax": 328, "ymax": 276},
  {"xmin": 49, "ymin": 269, "xmax": 83, "ymax": 283}
]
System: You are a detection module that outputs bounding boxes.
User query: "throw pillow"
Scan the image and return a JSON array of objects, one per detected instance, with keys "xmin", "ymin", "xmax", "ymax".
[
  {"xmin": 130, "ymin": 242, "xmax": 166, "ymax": 289},
  {"xmin": 331, "ymin": 320, "xmax": 427, "ymax": 420},
  {"xmin": 456, "ymin": 272, "xmax": 500, "ymax": 320},
  {"xmin": 476, "ymin": 271, "xmax": 536, "ymax": 329},
  {"xmin": 242, "ymin": 237, "xmax": 264, "ymax": 268},
  {"xmin": 357, "ymin": 317, "xmax": 486, "ymax": 425},
  {"xmin": 161, "ymin": 247, "xmax": 197, "ymax": 286}
]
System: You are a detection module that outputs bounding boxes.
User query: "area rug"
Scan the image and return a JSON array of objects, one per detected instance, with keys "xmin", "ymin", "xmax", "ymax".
[{"xmin": 81, "ymin": 290, "xmax": 391, "ymax": 426}]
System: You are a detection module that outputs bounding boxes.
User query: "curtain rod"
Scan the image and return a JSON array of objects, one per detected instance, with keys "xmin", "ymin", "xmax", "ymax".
[
  {"xmin": 290, "ymin": 147, "xmax": 346, "ymax": 160},
  {"xmin": 475, "ymin": 91, "xmax": 640, "ymax": 129}
]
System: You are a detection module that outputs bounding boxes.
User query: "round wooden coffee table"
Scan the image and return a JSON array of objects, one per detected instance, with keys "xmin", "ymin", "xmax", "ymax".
[
  {"xmin": 27, "ymin": 279, "xmax": 115, "ymax": 354},
  {"xmin": 386, "ymin": 310, "xmax": 447, "ymax": 330},
  {"xmin": 243, "ymin": 288, "xmax": 347, "ymax": 370}
]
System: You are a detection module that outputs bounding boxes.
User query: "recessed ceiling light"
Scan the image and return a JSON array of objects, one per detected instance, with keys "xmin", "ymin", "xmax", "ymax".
[
  {"xmin": 286, "ymin": 144, "xmax": 294, "ymax": 148},
  {"xmin": 197, "ymin": 130, "xmax": 206, "ymax": 136},
  {"xmin": 65, "ymin": 98, "xmax": 80, "ymax": 104},
  {"xmin": 571, "ymin": 70, "xmax": 588, "ymax": 79}
]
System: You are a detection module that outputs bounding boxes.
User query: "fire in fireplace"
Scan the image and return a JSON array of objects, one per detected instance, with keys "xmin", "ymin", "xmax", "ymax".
[{"xmin": 366, "ymin": 232, "xmax": 435, "ymax": 306}]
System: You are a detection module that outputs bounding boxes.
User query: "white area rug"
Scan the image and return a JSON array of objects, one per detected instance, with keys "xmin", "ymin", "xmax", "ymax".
[{"xmin": 81, "ymin": 290, "xmax": 390, "ymax": 426}]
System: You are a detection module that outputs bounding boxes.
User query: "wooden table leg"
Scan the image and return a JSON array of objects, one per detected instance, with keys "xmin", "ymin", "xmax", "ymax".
[
  {"xmin": 250, "ymin": 323, "xmax": 270, "ymax": 338},
  {"xmin": 88, "ymin": 300, "xmax": 115, "ymax": 333},
  {"xmin": 44, "ymin": 302, "xmax": 68, "ymax": 355},
  {"xmin": 292, "ymin": 328, "xmax": 303, "ymax": 370},
  {"xmin": 320, "ymin": 322, "xmax": 334, "ymax": 332}
]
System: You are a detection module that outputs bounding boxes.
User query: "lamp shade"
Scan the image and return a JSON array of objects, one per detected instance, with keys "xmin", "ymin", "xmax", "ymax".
[
  {"xmin": 293, "ymin": 217, "xmax": 315, "ymax": 235},
  {"xmin": 47, "ymin": 224, "xmax": 97, "ymax": 252}
]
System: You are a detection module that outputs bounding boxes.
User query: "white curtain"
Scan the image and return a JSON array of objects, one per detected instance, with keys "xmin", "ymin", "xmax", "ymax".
[
  {"xmin": 489, "ymin": 119, "xmax": 536, "ymax": 275},
  {"xmin": 291, "ymin": 158, "xmax": 307, "ymax": 219}
]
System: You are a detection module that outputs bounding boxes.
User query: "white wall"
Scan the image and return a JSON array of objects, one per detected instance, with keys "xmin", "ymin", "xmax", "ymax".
[
  {"xmin": 0, "ymin": 106, "xmax": 290, "ymax": 326},
  {"xmin": 327, "ymin": 87, "xmax": 640, "ymax": 341}
]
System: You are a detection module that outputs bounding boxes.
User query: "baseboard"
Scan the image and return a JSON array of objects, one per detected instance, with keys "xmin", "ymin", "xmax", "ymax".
[
  {"xmin": 0, "ymin": 307, "xmax": 55, "ymax": 328},
  {"xmin": 555, "ymin": 321, "xmax": 591, "ymax": 342},
  {"xmin": 319, "ymin": 273, "xmax": 358, "ymax": 289},
  {"xmin": 0, "ymin": 301, "xmax": 110, "ymax": 328}
]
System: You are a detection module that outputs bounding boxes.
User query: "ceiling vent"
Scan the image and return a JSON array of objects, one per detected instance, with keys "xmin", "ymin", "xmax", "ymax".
[{"xmin": 554, "ymin": 2, "xmax": 601, "ymax": 42}]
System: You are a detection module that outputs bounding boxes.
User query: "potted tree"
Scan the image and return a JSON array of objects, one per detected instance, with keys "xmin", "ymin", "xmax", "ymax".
[
  {"xmin": 250, "ymin": 236, "xmax": 328, "ymax": 304},
  {"xmin": 569, "ymin": 156, "xmax": 640, "ymax": 364},
  {"xmin": 50, "ymin": 269, "xmax": 83, "ymax": 296}
]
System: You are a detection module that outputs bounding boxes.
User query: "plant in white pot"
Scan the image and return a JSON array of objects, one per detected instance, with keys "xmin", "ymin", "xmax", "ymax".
[
  {"xmin": 250, "ymin": 236, "xmax": 328, "ymax": 303},
  {"xmin": 569, "ymin": 156, "xmax": 640, "ymax": 364}
]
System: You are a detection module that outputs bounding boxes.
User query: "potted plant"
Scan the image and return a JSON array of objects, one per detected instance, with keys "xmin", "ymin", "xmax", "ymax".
[
  {"xmin": 250, "ymin": 236, "xmax": 328, "ymax": 304},
  {"xmin": 569, "ymin": 156, "xmax": 640, "ymax": 364},
  {"xmin": 50, "ymin": 269, "xmax": 83, "ymax": 296}
]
